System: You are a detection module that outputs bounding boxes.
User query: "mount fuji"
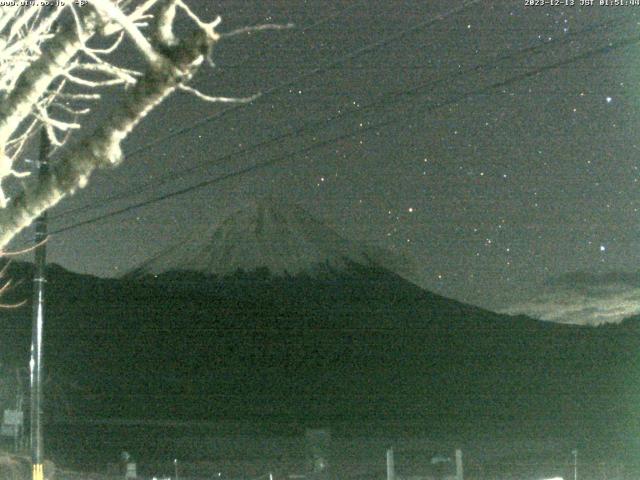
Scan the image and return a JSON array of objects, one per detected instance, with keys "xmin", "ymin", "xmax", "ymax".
[
  {"xmin": 0, "ymin": 199, "xmax": 636, "ymax": 457},
  {"xmin": 130, "ymin": 198, "xmax": 415, "ymax": 279}
]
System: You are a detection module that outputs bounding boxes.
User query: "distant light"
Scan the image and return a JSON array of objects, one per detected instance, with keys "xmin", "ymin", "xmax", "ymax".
[
  {"xmin": 600, "ymin": 245, "xmax": 606, "ymax": 252},
  {"xmin": 606, "ymin": 96, "xmax": 612, "ymax": 103}
]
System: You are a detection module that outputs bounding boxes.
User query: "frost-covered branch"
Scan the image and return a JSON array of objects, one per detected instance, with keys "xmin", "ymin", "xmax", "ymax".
[
  {"xmin": 0, "ymin": 7, "xmax": 97, "ymax": 150},
  {"xmin": 0, "ymin": 1, "xmax": 224, "ymax": 249},
  {"xmin": 90, "ymin": 0, "xmax": 163, "ymax": 65},
  {"xmin": 0, "ymin": 0, "xmax": 283, "ymax": 250},
  {"xmin": 178, "ymin": 84, "xmax": 260, "ymax": 103},
  {"xmin": 221, "ymin": 22, "xmax": 294, "ymax": 39},
  {"xmin": 0, "ymin": 1, "xmax": 160, "ymax": 210}
]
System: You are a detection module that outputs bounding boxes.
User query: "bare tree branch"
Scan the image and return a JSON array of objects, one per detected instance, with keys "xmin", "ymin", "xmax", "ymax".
[
  {"xmin": 221, "ymin": 22, "xmax": 294, "ymax": 38},
  {"xmin": 178, "ymin": 84, "xmax": 260, "ymax": 103},
  {"xmin": 0, "ymin": 1, "xmax": 281, "ymax": 251},
  {"xmin": 0, "ymin": 13, "xmax": 221, "ymax": 248}
]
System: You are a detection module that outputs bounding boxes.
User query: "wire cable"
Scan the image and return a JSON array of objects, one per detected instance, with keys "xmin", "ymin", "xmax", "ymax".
[
  {"xmin": 50, "ymin": 0, "xmax": 485, "ymax": 221},
  {"xmin": 50, "ymin": 13, "xmax": 629, "ymax": 222},
  {"xmin": 47, "ymin": 31, "xmax": 640, "ymax": 237},
  {"xmin": 123, "ymin": 0, "xmax": 484, "ymax": 157}
]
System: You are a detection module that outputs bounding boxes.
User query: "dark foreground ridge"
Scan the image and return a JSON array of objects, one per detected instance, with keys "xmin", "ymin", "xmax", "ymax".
[{"xmin": 0, "ymin": 261, "xmax": 638, "ymax": 462}]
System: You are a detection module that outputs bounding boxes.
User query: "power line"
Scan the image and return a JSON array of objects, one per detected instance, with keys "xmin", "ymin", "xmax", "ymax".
[
  {"xmin": 124, "ymin": 0, "xmax": 484, "ymax": 155},
  {"xmin": 51, "ymin": 0, "xmax": 484, "ymax": 221},
  {"xmin": 51, "ymin": 13, "xmax": 626, "ymax": 222},
  {"xmin": 52, "ymin": 32, "xmax": 639, "ymax": 235},
  {"xmin": 50, "ymin": 14, "xmax": 630, "ymax": 223},
  {"xmin": 47, "ymin": 31, "xmax": 640, "ymax": 237}
]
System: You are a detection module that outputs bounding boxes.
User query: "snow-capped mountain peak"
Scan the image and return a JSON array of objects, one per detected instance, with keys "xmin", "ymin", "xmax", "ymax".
[{"xmin": 133, "ymin": 199, "xmax": 394, "ymax": 277}]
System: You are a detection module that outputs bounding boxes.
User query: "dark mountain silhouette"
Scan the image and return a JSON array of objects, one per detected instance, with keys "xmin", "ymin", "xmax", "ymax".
[
  {"xmin": 0, "ymin": 203, "xmax": 637, "ymax": 465},
  {"xmin": 0, "ymin": 259, "xmax": 638, "ymax": 448}
]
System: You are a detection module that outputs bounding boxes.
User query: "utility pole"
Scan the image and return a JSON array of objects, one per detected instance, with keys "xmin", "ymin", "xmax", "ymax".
[
  {"xmin": 386, "ymin": 447, "xmax": 395, "ymax": 480},
  {"xmin": 572, "ymin": 449, "xmax": 578, "ymax": 480},
  {"xmin": 455, "ymin": 449, "xmax": 464, "ymax": 480},
  {"xmin": 30, "ymin": 126, "xmax": 50, "ymax": 480}
]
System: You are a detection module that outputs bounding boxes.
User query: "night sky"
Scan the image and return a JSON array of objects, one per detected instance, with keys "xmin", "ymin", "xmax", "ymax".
[{"xmin": 12, "ymin": 0, "xmax": 640, "ymax": 324}]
